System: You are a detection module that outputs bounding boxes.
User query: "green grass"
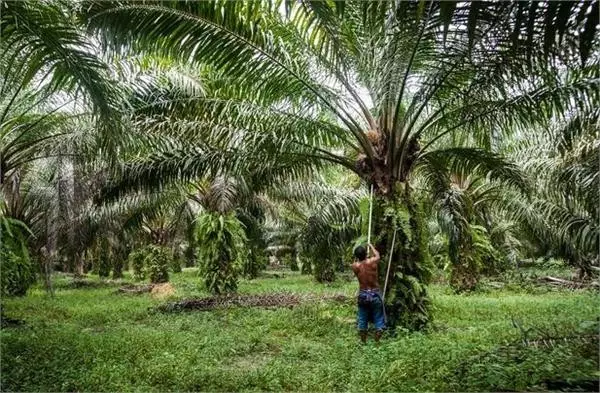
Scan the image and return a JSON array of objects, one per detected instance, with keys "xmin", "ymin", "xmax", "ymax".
[{"xmin": 1, "ymin": 269, "xmax": 598, "ymax": 392}]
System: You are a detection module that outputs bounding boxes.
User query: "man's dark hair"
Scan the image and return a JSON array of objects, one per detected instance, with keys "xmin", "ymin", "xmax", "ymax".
[{"xmin": 354, "ymin": 245, "xmax": 367, "ymax": 261}]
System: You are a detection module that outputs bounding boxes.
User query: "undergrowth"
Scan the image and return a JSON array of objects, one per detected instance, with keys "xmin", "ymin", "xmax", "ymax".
[{"xmin": 1, "ymin": 268, "xmax": 597, "ymax": 392}]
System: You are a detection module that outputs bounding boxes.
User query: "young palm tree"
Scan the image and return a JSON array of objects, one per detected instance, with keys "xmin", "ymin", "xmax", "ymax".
[{"xmin": 82, "ymin": 0, "xmax": 599, "ymax": 328}]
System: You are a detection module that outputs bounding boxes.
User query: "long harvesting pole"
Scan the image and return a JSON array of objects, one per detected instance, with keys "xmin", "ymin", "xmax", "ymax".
[
  {"xmin": 382, "ymin": 228, "xmax": 397, "ymax": 302},
  {"xmin": 367, "ymin": 184, "xmax": 374, "ymax": 250}
]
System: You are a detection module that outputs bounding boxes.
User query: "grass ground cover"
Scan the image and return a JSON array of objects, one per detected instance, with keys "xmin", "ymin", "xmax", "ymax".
[{"xmin": 1, "ymin": 269, "xmax": 597, "ymax": 392}]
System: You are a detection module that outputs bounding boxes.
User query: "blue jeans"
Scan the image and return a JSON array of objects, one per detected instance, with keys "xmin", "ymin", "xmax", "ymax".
[{"xmin": 357, "ymin": 289, "xmax": 385, "ymax": 331}]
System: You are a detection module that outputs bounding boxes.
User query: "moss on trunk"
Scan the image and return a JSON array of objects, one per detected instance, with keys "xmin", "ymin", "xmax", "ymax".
[{"xmin": 372, "ymin": 185, "xmax": 433, "ymax": 331}]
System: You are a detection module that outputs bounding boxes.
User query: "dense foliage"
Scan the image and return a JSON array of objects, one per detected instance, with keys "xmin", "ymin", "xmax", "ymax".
[
  {"xmin": 0, "ymin": 217, "xmax": 36, "ymax": 296},
  {"xmin": 195, "ymin": 212, "xmax": 247, "ymax": 294},
  {"xmin": 143, "ymin": 245, "xmax": 171, "ymax": 284},
  {"xmin": 128, "ymin": 249, "xmax": 146, "ymax": 281},
  {"xmin": 0, "ymin": 2, "xmax": 598, "ymax": 391}
]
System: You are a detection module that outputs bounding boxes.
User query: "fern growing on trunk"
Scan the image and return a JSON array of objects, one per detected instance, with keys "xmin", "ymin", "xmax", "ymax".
[
  {"xmin": 373, "ymin": 191, "xmax": 433, "ymax": 331},
  {"xmin": 128, "ymin": 249, "xmax": 146, "ymax": 281},
  {"xmin": 0, "ymin": 217, "xmax": 35, "ymax": 296},
  {"xmin": 195, "ymin": 212, "xmax": 247, "ymax": 294},
  {"xmin": 143, "ymin": 245, "xmax": 171, "ymax": 284}
]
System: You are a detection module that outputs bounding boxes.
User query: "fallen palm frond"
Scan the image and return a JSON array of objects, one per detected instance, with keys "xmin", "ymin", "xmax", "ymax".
[
  {"xmin": 65, "ymin": 279, "xmax": 125, "ymax": 289},
  {"xmin": 0, "ymin": 314, "xmax": 25, "ymax": 329},
  {"xmin": 538, "ymin": 275, "xmax": 599, "ymax": 289},
  {"xmin": 455, "ymin": 325, "xmax": 598, "ymax": 391},
  {"xmin": 116, "ymin": 283, "xmax": 154, "ymax": 294},
  {"xmin": 520, "ymin": 334, "xmax": 598, "ymax": 349},
  {"xmin": 156, "ymin": 292, "xmax": 349, "ymax": 312}
]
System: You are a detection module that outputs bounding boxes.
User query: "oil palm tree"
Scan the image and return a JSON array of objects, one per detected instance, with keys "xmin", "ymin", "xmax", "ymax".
[
  {"xmin": 0, "ymin": 74, "xmax": 94, "ymax": 285},
  {"xmin": 85, "ymin": 185, "xmax": 193, "ymax": 276},
  {"xmin": 502, "ymin": 106, "xmax": 599, "ymax": 278},
  {"xmin": 265, "ymin": 180, "xmax": 364, "ymax": 282},
  {"xmin": 82, "ymin": 0, "xmax": 599, "ymax": 328},
  {"xmin": 419, "ymin": 169, "xmax": 510, "ymax": 291},
  {"xmin": 0, "ymin": 73, "xmax": 114, "ymax": 276},
  {"xmin": 0, "ymin": 0, "xmax": 127, "ymax": 290}
]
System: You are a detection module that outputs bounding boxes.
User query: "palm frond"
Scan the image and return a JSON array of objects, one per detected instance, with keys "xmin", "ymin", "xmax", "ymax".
[
  {"xmin": 1, "ymin": 1, "xmax": 118, "ymax": 120},
  {"xmin": 503, "ymin": 192, "xmax": 598, "ymax": 264},
  {"xmin": 83, "ymin": 1, "xmax": 374, "ymax": 150},
  {"xmin": 417, "ymin": 147, "xmax": 528, "ymax": 193}
]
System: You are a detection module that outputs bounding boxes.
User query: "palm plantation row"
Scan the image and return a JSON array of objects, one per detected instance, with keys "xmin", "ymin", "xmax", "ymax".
[{"xmin": 1, "ymin": 0, "xmax": 598, "ymax": 330}]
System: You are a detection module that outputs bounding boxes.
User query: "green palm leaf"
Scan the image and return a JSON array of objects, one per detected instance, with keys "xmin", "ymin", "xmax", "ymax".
[{"xmin": 1, "ymin": 1, "xmax": 118, "ymax": 120}]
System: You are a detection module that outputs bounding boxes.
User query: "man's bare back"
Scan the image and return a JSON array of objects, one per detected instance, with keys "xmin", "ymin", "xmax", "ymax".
[
  {"xmin": 352, "ymin": 244, "xmax": 384, "ymax": 343},
  {"xmin": 352, "ymin": 244, "xmax": 380, "ymax": 289}
]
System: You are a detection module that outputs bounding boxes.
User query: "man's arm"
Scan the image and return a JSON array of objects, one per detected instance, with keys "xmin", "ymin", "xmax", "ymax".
[{"xmin": 367, "ymin": 244, "xmax": 380, "ymax": 264}]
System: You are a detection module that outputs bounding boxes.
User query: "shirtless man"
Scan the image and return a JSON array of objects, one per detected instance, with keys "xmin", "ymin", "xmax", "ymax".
[{"xmin": 351, "ymin": 244, "xmax": 384, "ymax": 343}]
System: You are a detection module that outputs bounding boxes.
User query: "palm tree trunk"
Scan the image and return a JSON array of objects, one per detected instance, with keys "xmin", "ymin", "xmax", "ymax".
[
  {"xmin": 290, "ymin": 249, "xmax": 299, "ymax": 271},
  {"xmin": 184, "ymin": 219, "xmax": 196, "ymax": 267},
  {"xmin": 72, "ymin": 158, "xmax": 86, "ymax": 277},
  {"xmin": 112, "ymin": 257, "xmax": 124, "ymax": 279},
  {"xmin": 75, "ymin": 251, "xmax": 85, "ymax": 276},
  {"xmin": 300, "ymin": 258, "xmax": 312, "ymax": 275},
  {"xmin": 371, "ymin": 184, "xmax": 433, "ymax": 331},
  {"xmin": 56, "ymin": 154, "xmax": 74, "ymax": 272},
  {"xmin": 44, "ymin": 198, "xmax": 58, "ymax": 296}
]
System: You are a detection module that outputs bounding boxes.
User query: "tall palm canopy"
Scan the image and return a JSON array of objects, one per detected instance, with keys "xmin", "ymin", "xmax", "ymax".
[
  {"xmin": 0, "ymin": 0, "xmax": 120, "ymax": 123},
  {"xmin": 81, "ymin": 0, "xmax": 598, "ymax": 197}
]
